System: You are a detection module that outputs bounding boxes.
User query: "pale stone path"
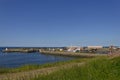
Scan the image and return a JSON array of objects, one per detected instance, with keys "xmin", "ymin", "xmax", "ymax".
[{"xmin": 0, "ymin": 62, "xmax": 84, "ymax": 80}]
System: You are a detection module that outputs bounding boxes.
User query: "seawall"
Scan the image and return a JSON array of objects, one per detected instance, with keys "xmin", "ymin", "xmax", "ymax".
[
  {"xmin": 40, "ymin": 51, "xmax": 107, "ymax": 58},
  {"xmin": 2, "ymin": 48, "xmax": 38, "ymax": 53}
]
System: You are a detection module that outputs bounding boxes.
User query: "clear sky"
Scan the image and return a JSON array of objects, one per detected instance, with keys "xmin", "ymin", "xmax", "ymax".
[{"xmin": 0, "ymin": 0, "xmax": 120, "ymax": 47}]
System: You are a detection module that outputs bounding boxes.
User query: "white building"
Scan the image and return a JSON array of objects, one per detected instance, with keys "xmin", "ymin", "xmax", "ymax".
[
  {"xmin": 87, "ymin": 46, "xmax": 103, "ymax": 49},
  {"xmin": 67, "ymin": 46, "xmax": 81, "ymax": 52}
]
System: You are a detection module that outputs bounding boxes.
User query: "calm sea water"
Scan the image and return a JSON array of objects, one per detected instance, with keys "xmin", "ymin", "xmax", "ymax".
[{"xmin": 0, "ymin": 47, "xmax": 73, "ymax": 68}]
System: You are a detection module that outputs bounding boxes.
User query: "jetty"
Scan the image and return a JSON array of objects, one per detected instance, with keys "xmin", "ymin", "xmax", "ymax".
[
  {"xmin": 2, "ymin": 48, "xmax": 38, "ymax": 53},
  {"xmin": 40, "ymin": 51, "xmax": 107, "ymax": 58}
]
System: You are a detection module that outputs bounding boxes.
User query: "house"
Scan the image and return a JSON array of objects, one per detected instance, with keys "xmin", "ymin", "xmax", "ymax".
[
  {"xmin": 59, "ymin": 49, "xmax": 63, "ymax": 51},
  {"xmin": 67, "ymin": 46, "xmax": 81, "ymax": 52}
]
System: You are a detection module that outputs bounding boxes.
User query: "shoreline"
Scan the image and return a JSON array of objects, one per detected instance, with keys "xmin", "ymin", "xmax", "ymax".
[
  {"xmin": 2, "ymin": 48, "xmax": 38, "ymax": 53},
  {"xmin": 40, "ymin": 51, "xmax": 107, "ymax": 58}
]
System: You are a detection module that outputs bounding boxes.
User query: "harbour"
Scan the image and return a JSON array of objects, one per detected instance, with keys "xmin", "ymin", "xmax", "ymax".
[{"xmin": 0, "ymin": 47, "xmax": 74, "ymax": 68}]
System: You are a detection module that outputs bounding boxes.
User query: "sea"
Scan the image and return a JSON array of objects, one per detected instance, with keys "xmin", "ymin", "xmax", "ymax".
[{"xmin": 0, "ymin": 47, "xmax": 73, "ymax": 68}]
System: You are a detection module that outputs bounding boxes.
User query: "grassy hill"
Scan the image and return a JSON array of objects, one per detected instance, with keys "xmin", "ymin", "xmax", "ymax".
[
  {"xmin": 0, "ymin": 56, "xmax": 120, "ymax": 80},
  {"xmin": 32, "ymin": 56, "xmax": 120, "ymax": 80}
]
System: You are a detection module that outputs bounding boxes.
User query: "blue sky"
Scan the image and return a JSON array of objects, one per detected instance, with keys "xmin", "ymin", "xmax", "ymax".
[{"xmin": 0, "ymin": 0, "xmax": 120, "ymax": 47}]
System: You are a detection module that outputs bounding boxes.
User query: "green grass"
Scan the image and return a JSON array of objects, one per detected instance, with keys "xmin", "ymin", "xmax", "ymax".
[
  {"xmin": 0, "ymin": 58, "xmax": 88, "ymax": 74},
  {"xmin": 32, "ymin": 56, "xmax": 120, "ymax": 80},
  {"xmin": 1, "ymin": 56, "xmax": 119, "ymax": 80}
]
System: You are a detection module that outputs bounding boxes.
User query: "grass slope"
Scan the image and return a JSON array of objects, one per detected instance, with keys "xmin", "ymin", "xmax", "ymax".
[
  {"xmin": 0, "ymin": 58, "xmax": 87, "ymax": 74},
  {"xmin": 32, "ymin": 56, "xmax": 120, "ymax": 80}
]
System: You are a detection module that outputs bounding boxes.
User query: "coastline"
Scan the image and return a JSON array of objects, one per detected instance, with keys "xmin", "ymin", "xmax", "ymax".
[
  {"xmin": 40, "ymin": 51, "xmax": 107, "ymax": 58},
  {"xmin": 2, "ymin": 48, "xmax": 38, "ymax": 53}
]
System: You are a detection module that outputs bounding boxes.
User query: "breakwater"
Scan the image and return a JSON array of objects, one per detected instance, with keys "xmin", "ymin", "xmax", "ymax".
[
  {"xmin": 2, "ymin": 48, "xmax": 38, "ymax": 53},
  {"xmin": 40, "ymin": 51, "xmax": 107, "ymax": 58}
]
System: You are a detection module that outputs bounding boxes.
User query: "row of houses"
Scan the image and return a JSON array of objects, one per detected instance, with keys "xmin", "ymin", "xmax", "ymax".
[
  {"xmin": 67, "ymin": 46, "xmax": 103, "ymax": 52},
  {"xmin": 66, "ymin": 45, "xmax": 120, "ymax": 53},
  {"xmin": 44, "ymin": 46, "xmax": 103, "ymax": 52},
  {"xmin": 40, "ymin": 45, "xmax": 119, "ymax": 54}
]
